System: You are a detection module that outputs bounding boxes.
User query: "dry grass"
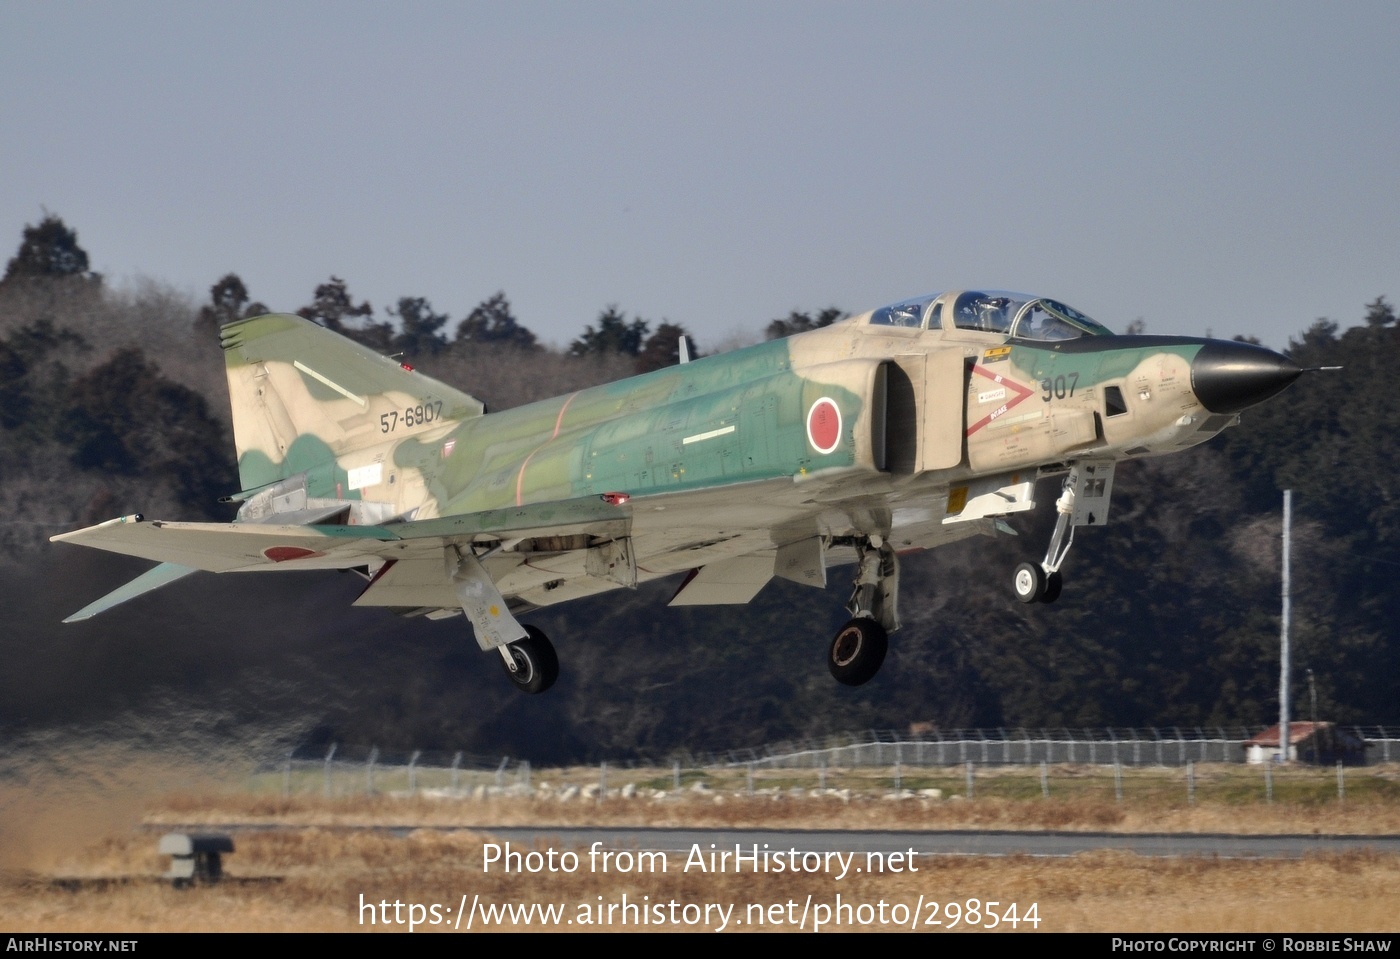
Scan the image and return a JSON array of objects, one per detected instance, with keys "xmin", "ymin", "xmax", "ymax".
[
  {"xmin": 5, "ymin": 764, "xmax": 1400, "ymax": 933},
  {"xmin": 4, "ymin": 829, "xmax": 1399, "ymax": 932}
]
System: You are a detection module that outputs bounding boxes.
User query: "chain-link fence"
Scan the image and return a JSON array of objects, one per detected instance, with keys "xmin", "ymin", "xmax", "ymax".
[
  {"xmin": 255, "ymin": 727, "xmax": 1400, "ymax": 796},
  {"xmin": 695, "ymin": 727, "xmax": 1400, "ymax": 769}
]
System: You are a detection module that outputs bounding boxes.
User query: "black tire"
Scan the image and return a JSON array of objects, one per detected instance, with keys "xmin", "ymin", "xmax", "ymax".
[
  {"xmin": 1013, "ymin": 562, "xmax": 1046, "ymax": 604},
  {"xmin": 828, "ymin": 618, "xmax": 888, "ymax": 686},
  {"xmin": 500, "ymin": 626, "xmax": 559, "ymax": 694},
  {"xmin": 1040, "ymin": 571, "xmax": 1063, "ymax": 604}
]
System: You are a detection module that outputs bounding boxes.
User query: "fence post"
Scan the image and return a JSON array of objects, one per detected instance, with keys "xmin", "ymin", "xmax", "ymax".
[
  {"xmin": 1187, "ymin": 761, "xmax": 1195, "ymax": 806},
  {"xmin": 1337, "ymin": 761, "xmax": 1345, "ymax": 803},
  {"xmin": 1040, "ymin": 760, "xmax": 1049, "ymax": 799},
  {"xmin": 599, "ymin": 761, "xmax": 607, "ymax": 802},
  {"xmin": 1265, "ymin": 760, "xmax": 1273, "ymax": 804},
  {"xmin": 894, "ymin": 761, "xmax": 902, "ymax": 791},
  {"xmin": 819, "ymin": 761, "xmax": 827, "ymax": 791},
  {"xmin": 1114, "ymin": 761, "xmax": 1123, "ymax": 804},
  {"xmin": 283, "ymin": 752, "xmax": 292, "ymax": 798},
  {"xmin": 367, "ymin": 748, "xmax": 378, "ymax": 796},
  {"xmin": 747, "ymin": 762, "xmax": 755, "ymax": 796},
  {"xmin": 673, "ymin": 761, "xmax": 681, "ymax": 791},
  {"xmin": 408, "ymin": 750, "xmax": 421, "ymax": 795},
  {"xmin": 451, "ymin": 752, "xmax": 462, "ymax": 793},
  {"xmin": 965, "ymin": 761, "xmax": 974, "ymax": 800}
]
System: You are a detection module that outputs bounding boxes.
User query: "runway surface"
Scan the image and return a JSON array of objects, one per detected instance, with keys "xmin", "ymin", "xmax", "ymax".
[{"xmin": 154, "ymin": 823, "xmax": 1400, "ymax": 858}]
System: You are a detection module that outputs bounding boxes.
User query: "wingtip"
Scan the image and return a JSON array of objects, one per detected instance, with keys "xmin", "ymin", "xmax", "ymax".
[{"xmin": 50, "ymin": 513, "xmax": 145, "ymax": 544}]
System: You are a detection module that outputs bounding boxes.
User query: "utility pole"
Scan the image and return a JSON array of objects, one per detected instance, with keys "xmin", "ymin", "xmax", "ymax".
[{"xmin": 1279, "ymin": 490, "xmax": 1292, "ymax": 764}]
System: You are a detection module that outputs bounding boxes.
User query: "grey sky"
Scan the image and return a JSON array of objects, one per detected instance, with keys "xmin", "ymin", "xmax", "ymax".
[{"xmin": 3, "ymin": 1, "xmax": 1396, "ymax": 351}]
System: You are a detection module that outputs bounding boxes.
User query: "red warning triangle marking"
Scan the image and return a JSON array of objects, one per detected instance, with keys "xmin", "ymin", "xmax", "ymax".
[{"xmin": 965, "ymin": 364, "xmax": 1036, "ymax": 436}]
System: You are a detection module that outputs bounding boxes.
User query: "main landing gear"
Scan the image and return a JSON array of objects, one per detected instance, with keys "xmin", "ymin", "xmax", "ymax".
[
  {"xmin": 452, "ymin": 544, "xmax": 560, "ymax": 695},
  {"xmin": 829, "ymin": 537, "xmax": 899, "ymax": 687},
  {"xmin": 498, "ymin": 626, "xmax": 559, "ymax": 694},
  {"xmin": 829, "ymin": 619, "xmax": 887, "ymax": 686}
]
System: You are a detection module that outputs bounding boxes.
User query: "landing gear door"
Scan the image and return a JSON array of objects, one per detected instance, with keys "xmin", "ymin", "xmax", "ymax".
[
  {"xmin": 920, "ymin": 347, "xmax": 967, "ymax": 471},
  {"xmin": 1069, "ymin": 459, "xmax": 1116, "ymax": 527}
]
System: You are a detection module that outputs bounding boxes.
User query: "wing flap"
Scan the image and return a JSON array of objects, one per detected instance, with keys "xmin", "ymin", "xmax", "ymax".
[{"xmin": 668, "ymin": 552, "xmax": 776, "ymax": 606}]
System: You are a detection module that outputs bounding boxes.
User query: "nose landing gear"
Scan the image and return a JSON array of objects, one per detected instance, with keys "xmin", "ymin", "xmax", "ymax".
[{"xmin": 1011, "ymin": 460, "xmax": 1114, "ymax": 605}]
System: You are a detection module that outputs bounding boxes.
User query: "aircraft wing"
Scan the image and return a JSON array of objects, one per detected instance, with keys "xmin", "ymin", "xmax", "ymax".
[
  {"xmin": 51, "ymin": 515, "xmax": 402, "ymax": 572},
  {"xmin": 51, "ymin": 495, "xmax": 634, "ymax": 575}
]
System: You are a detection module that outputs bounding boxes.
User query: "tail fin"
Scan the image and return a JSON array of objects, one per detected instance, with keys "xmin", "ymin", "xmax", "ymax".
[{"xmin": 221, "ymin": 314, "xmax": 484, "ymax": 494}]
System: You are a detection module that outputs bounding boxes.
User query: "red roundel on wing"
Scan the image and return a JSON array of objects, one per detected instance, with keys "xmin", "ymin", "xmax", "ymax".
[
  {"xmin": 263, "ymin": 546, "xmax": 323, "ymax": 563},
  {"xmin": 806, "ymin": 398, "xmax": 842, "ymax": 454}
]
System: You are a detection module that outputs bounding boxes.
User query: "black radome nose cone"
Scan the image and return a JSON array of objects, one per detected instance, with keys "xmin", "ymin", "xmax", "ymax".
[{"xmin": 1191, "ymin": 340, "xmax": 1303, "ymax": 414}]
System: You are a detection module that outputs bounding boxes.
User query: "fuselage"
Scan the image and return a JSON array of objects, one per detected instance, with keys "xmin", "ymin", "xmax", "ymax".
[{"xmin": 332, "ymin": 290, "xmax": 1299, "ymax": 530}]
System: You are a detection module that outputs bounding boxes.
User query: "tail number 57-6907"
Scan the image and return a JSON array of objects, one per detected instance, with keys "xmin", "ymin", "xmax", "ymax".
[{"xmin": 380, "ymin": 401, "xmax": 444, "ymax": 434}]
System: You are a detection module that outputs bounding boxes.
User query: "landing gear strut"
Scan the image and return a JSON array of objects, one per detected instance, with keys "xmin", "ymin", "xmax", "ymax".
[{"xmin": 829, "ymin": 536, "xmax": 900, "ymax": 686}]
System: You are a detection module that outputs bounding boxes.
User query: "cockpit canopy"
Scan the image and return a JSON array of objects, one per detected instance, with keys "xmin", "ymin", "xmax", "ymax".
[{"xmin": 868, "ymin": 290, "xmax": 1113, "ymax": 341}]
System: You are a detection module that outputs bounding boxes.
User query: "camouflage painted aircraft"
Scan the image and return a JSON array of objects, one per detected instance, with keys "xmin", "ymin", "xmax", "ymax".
[{"xmin": 53, "ymin": 290, "xmax": 1306, "ymax": 693}]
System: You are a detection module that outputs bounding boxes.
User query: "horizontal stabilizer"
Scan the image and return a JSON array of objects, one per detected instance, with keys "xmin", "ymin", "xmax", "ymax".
[{"xmin": 62, "ymin": 561, "xmax": 199, "ymax": 623}]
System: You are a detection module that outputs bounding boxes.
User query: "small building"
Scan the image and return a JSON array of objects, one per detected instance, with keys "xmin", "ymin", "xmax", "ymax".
[{"xmin": 1243, "ymin": 722, "xmax": 1368, "ymax": 765}]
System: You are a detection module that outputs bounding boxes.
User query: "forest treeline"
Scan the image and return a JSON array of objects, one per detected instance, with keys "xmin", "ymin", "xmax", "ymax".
[{"xmin": 0, "ymin": 214, "xmax": 1394, "ymax": 762}]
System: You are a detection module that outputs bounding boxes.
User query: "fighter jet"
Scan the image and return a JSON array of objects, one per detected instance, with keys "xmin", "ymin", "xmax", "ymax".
[{"xmin": 52, "ymin": 290, "xmax": 1306, "ymax": 693}]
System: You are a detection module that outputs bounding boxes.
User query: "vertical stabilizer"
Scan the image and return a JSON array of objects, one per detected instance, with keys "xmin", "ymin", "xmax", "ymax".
[{"xmin": 220, "ymin": 314, "xmax": 485, "ymax": 493}]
